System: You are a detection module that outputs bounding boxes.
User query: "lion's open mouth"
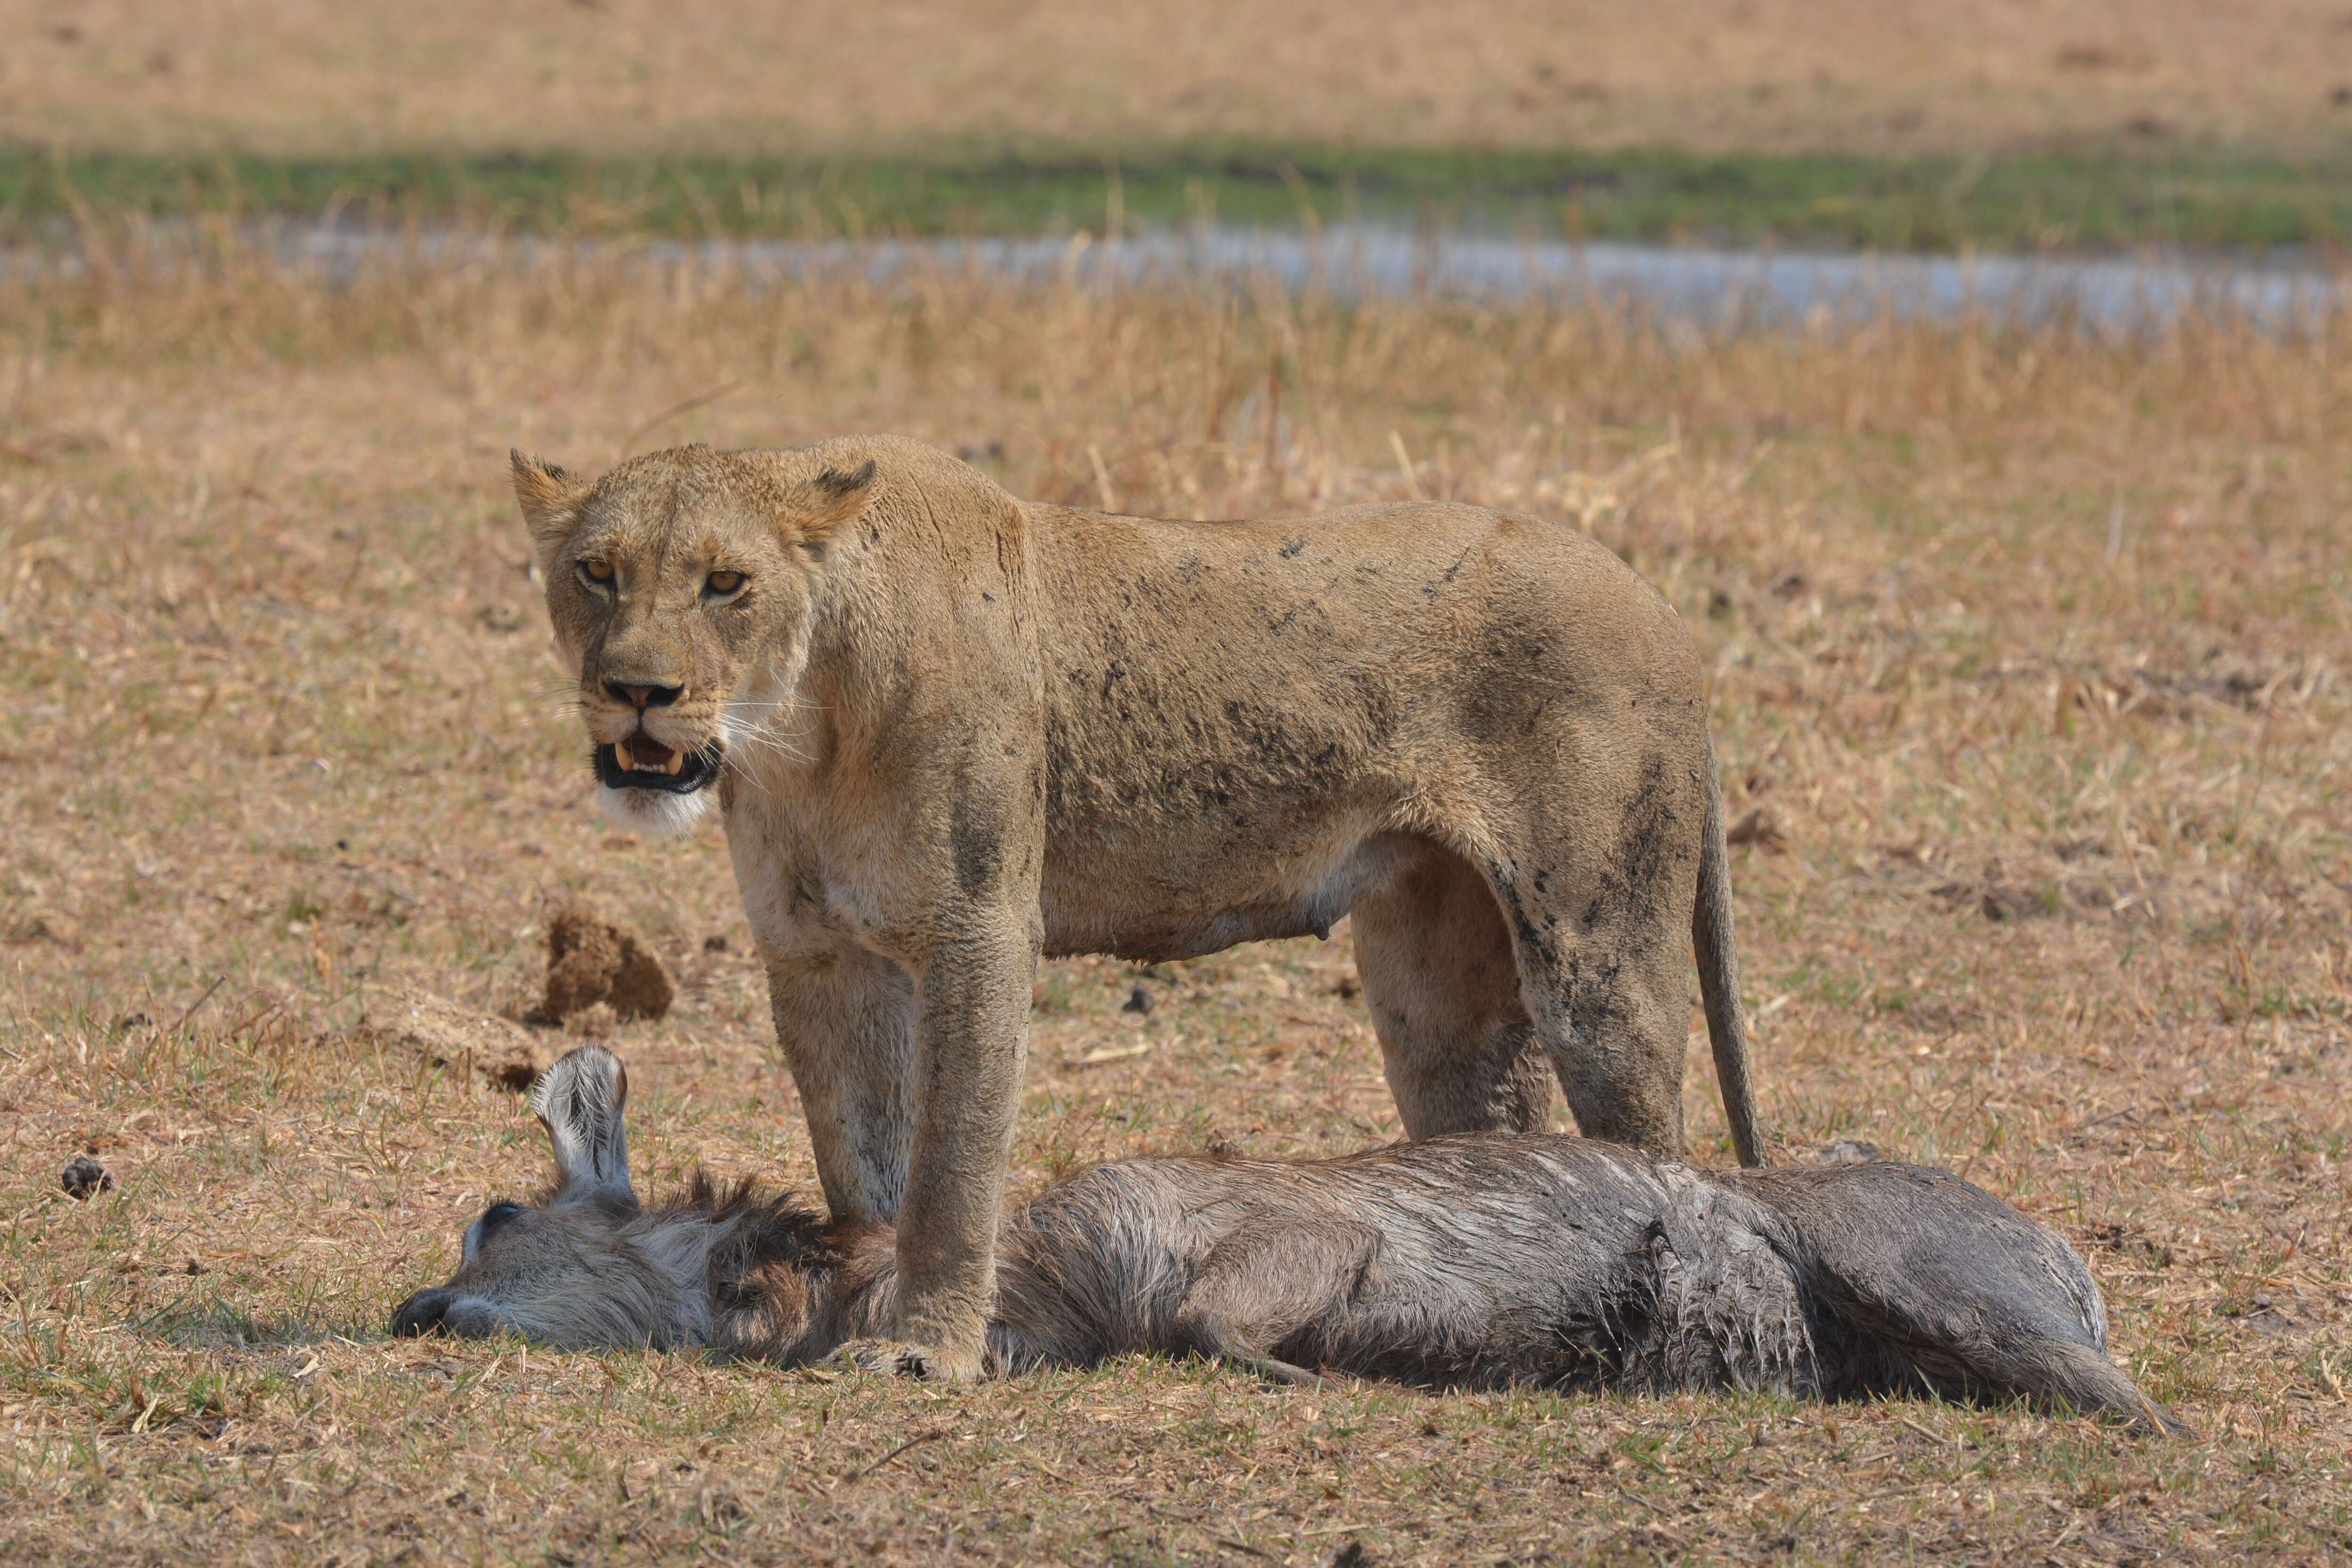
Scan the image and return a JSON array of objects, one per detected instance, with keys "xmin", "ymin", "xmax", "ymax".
[{"xmin": 594, "ymin": 734, "xmax": 722, "ymax": 794}]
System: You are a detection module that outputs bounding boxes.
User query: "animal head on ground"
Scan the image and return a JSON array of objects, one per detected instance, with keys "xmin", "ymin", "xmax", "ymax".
[
  {"xmin": 389, "ymin": 1045, "xmax": 845, "ymax": 1353},
  {"xmin": 510, "ymin": 442, "xmax": 878, "ymax": 835}
]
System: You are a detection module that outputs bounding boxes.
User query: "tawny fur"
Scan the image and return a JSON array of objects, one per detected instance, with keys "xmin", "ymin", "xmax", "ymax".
[
  {"xmin": 392, "ymin": 1049, "xmax": 2182, "ymax": 1433},
  {"xmin": 513, "ymin": 435, "xmax": 1764, "ymax": 1378}
]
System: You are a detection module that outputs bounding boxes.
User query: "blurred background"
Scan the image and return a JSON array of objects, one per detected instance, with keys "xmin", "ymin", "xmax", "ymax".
[{"xmin": 9, "ymin": 0, "xmax": 2352, "ymax": 250}]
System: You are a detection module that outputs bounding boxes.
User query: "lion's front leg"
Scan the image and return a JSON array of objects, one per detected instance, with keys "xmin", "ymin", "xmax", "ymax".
[
  {"xmin": 762, "ymin": 939, "xmax": 918, "ymax": 1225},
  {"xmin": 891, "ymin": 924, "xmax": 1037, "ymax": 1382}
]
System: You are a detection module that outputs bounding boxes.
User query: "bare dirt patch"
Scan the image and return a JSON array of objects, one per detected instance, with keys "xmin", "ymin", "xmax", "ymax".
[
  {"xmin": 3, "ymin": 0, "xmax": 2350, "ymax": 156},
  {"xmin": 350, "ymin": 990, "xmax": 554, "ymax": 1092}
]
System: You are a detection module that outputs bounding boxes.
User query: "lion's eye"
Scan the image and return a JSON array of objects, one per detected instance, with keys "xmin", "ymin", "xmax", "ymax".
[
  {"xmin": 579, "ymin": 559, "xmax": 615, "ymax": 587},
  {"xmin": 705, "ymin": 570, "xmax": 745, "ymax": 597}
]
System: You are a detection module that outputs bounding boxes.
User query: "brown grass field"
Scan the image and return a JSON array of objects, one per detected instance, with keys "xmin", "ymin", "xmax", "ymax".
[
  {"xmin": 0, "ymin": 241, "xmax": 2347, "ymax": 1563},
  {"xmin": 10, "ymin": 0, "xmax": 2352, "ymax": 157}
]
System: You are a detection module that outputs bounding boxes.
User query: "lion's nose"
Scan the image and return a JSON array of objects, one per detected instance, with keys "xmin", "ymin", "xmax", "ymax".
[
  {"xmin": 605, "ymin": 680, "xmax": 684, "ymax": 709},
  {"xmin": 390, "ymin": 1288, "xmax": 453, "ymax": 1337}
]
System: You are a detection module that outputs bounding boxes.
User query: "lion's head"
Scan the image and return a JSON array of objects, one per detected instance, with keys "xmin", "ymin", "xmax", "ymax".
[{"xmin": 510, "ymin": 442, "xmax": 877, "ymax": 835}]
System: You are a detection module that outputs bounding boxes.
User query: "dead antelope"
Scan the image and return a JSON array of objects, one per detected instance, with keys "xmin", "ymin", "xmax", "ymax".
[{"xmin": 392, "ymin": 1047, "xmax": 2182, "ymax": 1431}]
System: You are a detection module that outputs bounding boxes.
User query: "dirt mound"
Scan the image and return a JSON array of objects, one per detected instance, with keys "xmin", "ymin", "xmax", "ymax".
[
  {"xmin": 363, "ymin": 991, "xmax": 553, "ymax": 1091},
  {"xmin": 59, "ymin": 1155, "xmax": 113, "ymax": 1200},
  {"xmin": 542, "ymin": 908, "xmax": 673, "ymax": 1025}
]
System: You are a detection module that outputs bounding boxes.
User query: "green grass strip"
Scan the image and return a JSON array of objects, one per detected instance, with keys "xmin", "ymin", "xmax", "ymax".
[{"xmin": 5, "ymin": 141, "xmax": 2350, "ymax": 252}]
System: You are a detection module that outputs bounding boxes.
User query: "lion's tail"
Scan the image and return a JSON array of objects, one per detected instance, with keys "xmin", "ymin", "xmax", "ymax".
[{"xmin": 1694, "ymin": 732, "xmax": 1767, "ymax": 1167}]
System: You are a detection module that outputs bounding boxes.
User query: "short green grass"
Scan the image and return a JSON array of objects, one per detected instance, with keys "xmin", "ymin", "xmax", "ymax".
[{"xmin": 13, "ymin": 140, "xmax": 2352, "ymax": 252}]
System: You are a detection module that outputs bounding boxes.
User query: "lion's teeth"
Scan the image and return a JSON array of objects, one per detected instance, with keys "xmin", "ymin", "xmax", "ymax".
[
  {"xmin": 663, "ymin": 750, "xmax": 685, "ymax": 775},
  {"xmin": 614, "ymin": 743, "xmax": 631, "ymax": 772}
]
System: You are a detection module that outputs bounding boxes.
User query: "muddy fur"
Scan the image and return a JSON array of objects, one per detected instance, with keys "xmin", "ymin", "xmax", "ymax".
[
  {"xmin": 391, "ymin": 1049, "xmax": 2182, "ymax": 1432},
  {"xmin": 513, "ymin": 434, "xmax": 1765, "ymax": 1378}
]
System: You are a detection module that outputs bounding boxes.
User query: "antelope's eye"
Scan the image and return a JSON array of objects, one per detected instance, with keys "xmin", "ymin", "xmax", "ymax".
[
  {"xmin": 705, "ymin": 570, "xmax": 745, "ymax": 597},
  {"xmin": 579, "ymin": 559, "xmax": 614, "ymax": 586}
]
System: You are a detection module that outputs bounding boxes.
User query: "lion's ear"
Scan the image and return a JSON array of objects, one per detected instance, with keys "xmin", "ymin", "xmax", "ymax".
[
  {"xmin": 511, "ymin": 449, "xmax": 587, "ymax": 569},
  {"xmin": 786, "ymin": 459, "xmax": 878, "ymax": 558}
]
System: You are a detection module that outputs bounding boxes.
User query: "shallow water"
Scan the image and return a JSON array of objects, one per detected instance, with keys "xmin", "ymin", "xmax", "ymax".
[
  {"xmin": 44, "ymin": 222, "xmax": 2352, "ymax": 331},
  {"xmin": 747, "ymin": 228, "xmax": 2348, "ymax": 331}
]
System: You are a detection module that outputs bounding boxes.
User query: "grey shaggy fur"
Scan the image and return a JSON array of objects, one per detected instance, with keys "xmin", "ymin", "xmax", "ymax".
[{"xmin": 392, "ymin": 1048, "xmax": 2182, "ymax": 1431}]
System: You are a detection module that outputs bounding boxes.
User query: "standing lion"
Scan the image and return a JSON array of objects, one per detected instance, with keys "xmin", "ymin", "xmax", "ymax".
[{"xmin": 511, "ymin": 435, "xmax": 1764, "ymax": 1380}]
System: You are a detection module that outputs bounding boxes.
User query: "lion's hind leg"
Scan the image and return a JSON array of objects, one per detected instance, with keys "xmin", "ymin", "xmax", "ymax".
[
  {"xmin": 1482, "ymin": 753, "xmax": 1708, "ymax": 1161},
  {"xmin": 1351, "ymin": 838, "xmax": 1555, "ymax": 1138}
]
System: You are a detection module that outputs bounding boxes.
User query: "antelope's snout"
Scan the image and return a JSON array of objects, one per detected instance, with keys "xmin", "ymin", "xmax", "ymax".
[{"xmin": 390, "ymin": 1287, "xmax": 454, "ymax": 1337}]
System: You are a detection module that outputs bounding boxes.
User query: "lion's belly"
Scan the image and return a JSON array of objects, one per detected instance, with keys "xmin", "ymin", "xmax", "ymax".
[
  {"xmin": 1024, "ymin": 497, "xmax": 1698, "ymax": 965},
  {"xmin": 1039, "ymin": 828, "xmax": 1417, "ymax": 963}
]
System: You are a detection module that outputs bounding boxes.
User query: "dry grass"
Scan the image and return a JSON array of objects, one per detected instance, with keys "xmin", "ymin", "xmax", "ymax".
[
  {"xmin": 10, "ymin": 0, "xmax": 2352, "ymax": 158},
  {"xmin": 0, "ymin": 244, "xmax": 2348, "ymax": 1562}
]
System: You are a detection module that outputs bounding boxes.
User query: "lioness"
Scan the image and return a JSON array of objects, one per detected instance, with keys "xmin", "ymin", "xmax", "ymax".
[
  {"xmin": 512, "ymin": 435, "xmax": 1764, "ymax": 1380},
  {"xmin": 392, "ymin": 1046, "xmax": 2182, "ymax": 1434}
]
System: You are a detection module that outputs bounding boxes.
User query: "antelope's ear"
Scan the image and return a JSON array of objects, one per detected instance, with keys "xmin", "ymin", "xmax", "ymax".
[
  {"xmin": 511, "ymin": 449, "xmax": 588, "ymax": 571},
  {"xmin": 531, "ymin": 1045, "xmax": 637, "ymax": 1209},
  {"xmin": 783, "ymin": 458, "xmax": 877, "ymax": 558}
]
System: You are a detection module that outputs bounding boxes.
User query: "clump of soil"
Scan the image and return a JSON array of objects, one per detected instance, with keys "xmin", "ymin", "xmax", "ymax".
[
  {"xmin": 59, "ymin": 1154, "xmax": 113, "ymax": 1200},
  {"xmin": 542, "ymin": 908, "xmax": 673, "ymax": 1024},
  {"xmin": 359, "ymin": 991, "xmax": 554, "ymax": 1091}
]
